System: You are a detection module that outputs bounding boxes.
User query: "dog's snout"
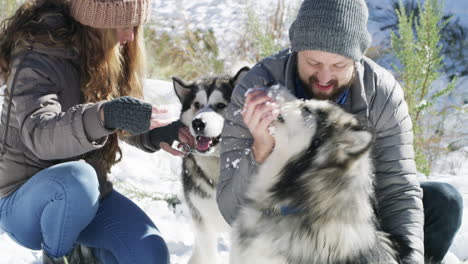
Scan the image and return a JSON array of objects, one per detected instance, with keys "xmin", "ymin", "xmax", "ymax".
[{"xmin": 192, "ymin": 119, "xmax": 206, "ymax": 132}]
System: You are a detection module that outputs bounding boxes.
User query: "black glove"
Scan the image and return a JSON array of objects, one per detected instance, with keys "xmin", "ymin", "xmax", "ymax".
[
  {"xmin": 149, "ymin": 121, "xmax": 183, "ymax": 149},
  {"xmin": 102, "ymin": 96, "xmax": 152, "ymax": 135}
]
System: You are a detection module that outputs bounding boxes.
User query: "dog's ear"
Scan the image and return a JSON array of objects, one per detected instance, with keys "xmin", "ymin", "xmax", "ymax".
[
  {"xmin": 230, "ymin": 66, "xmax": 250, "ymax": 88},
  {"xmin": 172, "ymin": 77, "xmax": 192, "ymax": 102},
  {"xmin": 342, "ymin": 129, "xmax": 374, "ymax": 156}
]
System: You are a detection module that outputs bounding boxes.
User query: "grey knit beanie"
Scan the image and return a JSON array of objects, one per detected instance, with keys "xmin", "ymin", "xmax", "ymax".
[{"xmin": 289, "ymin": 0, "xmax": 371, "ymax": 61}]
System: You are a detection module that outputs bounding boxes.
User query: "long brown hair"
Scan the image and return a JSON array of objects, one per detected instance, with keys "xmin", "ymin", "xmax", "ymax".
[
  {"xmin": 0, "ymin": 0, "xmax": 147, "ymax": 172},
  {"xmin": 0, "ymin": 0, "xmax": 77, "ymax": 80}
]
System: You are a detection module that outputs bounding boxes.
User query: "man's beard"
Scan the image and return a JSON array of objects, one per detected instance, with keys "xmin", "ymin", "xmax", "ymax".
[{"xmin": 300, "ymin": 71, "xmax": 355, "ymax": 101}]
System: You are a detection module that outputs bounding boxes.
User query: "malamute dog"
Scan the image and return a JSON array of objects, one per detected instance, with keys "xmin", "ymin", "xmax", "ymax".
[
  {"xmin": 172, "ymin": 67, "xmax": 249, "ymax": 264},
  {"xmin": 230, "ymin": 97, "xmax": 399, "ymax": 264}
]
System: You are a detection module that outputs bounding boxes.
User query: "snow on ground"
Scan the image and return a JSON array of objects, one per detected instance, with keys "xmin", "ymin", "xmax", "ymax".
[{"xmin": 1, "ymin": 78, "xmax": 467, "ymax": 264}]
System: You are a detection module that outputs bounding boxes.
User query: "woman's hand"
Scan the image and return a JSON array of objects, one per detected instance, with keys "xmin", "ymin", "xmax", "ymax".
[
  {"xmin": 159, "ymin": 125, "xmax": 195, "ymax": 157},
  {"xmin": 100, "ymin": 96, "xmax": 153, "ymax": 134},
  {"xmin": 100, "ymin": 97, "xmax": 180, "ymax": 135},
  {"xmin": 149, "ymin": 106, "xmax": 173, "ymax": 130}
]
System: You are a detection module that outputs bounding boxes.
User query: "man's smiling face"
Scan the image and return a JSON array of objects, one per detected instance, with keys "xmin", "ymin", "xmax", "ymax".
[{"xmin": 297, "ymin": 50, "xmax": 355, "ymax": 100}]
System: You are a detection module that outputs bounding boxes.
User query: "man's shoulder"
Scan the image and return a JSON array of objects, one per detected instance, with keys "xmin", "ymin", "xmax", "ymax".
[
  {"xmin": 261, "ymin": 48, "xmax": 292, "ymax": 64},
  {"xmin": 358, "ymin": 57, "xmax": 401, "ymax": 107},
  {"xmin": 361, "ymin": 57, "xmax": 397, "ymax": 87},
  {"xmin": 359, "ymin": 57, "xmax": 406, "ymax": 117},
  {"xmin": 238, "ymin": 49, "xmax": 292, "ymax": 88}
]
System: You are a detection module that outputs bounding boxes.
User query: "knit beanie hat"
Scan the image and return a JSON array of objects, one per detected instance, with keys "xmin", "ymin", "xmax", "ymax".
[
  {"xmin": 289, "ymin": 0, "xmax": 371, "ymax": 61},
  {"xmin": 70, "ymin": 0, "xmax": 150, "ymax": 29}
]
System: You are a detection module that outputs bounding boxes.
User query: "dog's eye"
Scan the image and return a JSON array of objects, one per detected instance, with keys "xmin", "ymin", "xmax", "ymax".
[
  {"xmin": 194, "ymin": 102, "xmax": 202, "ymax": 109},
  {"xmin": 216, "ymin": 103, "xmax": 227, "ymax": 109},
  {"xmin": 302, "ymin": 106, "xmax": 312, "ymax": 114}
]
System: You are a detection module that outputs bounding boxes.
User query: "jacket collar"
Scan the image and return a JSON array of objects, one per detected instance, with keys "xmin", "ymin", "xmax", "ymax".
[{"xmin": 346, "ymin": 60, "xmax": 369, "ymax": 118}]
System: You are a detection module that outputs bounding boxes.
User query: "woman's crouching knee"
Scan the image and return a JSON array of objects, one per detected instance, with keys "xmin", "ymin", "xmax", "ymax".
[
  {"xmin": 136, "ymin": 234, "xmax": 170, "ymax": 264},
  {"xmin": 49, "ymin": 161, "xmax": 100, "ymax": 213}
]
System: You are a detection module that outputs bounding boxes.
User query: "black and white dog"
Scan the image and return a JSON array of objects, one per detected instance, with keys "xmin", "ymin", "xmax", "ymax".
[
  {"xmin": 172, "ymin": 67, "xmax": 249, "ymax": 264},
  {"xmin": 230, "ymin": 95, "xmax": 399, "ymax": 264}
]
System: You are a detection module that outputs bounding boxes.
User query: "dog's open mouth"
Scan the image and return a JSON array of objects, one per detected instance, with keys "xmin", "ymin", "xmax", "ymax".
[{"xmin": 195, "ymin": 136, "xmax": 220, "ymax": 153}]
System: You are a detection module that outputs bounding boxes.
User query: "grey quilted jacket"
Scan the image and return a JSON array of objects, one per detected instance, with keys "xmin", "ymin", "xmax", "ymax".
[
  {"xmin": 217, "ymin": 49, "xmax": 424, "ymax": 263},
  {"xmin": 0, "ymin": 14, "xmax": 167, "ymax": 199}
]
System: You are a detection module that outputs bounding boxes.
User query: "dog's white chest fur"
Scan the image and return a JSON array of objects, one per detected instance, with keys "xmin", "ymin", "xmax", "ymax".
[{"xmin": 193, "ymin": 155, "xmax": 220, "ymax": 185}]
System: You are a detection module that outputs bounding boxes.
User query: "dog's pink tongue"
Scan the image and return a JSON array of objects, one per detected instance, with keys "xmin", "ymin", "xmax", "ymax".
[{"xmin": 196, "ymin": 137, "xmax": 211, "ymax": 151}]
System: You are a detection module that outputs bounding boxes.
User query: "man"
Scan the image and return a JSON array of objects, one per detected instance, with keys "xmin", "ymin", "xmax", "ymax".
[{"xmin": 217, "ymin": 0, "xmax": 463, "ymax": 263}]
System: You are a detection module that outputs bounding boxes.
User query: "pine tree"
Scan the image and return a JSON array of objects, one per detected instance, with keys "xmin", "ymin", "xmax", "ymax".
[{"xmin": 391, "ymin": 0, "xmax": 456, "ymax": 175}]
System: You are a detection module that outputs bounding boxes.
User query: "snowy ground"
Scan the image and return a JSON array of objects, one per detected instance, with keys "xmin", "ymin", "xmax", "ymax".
[
  {"xmin": 1, "ymin": 78, "xmax": 467, "ymax": 264},
  {"xmin": 1, "ymin": 0, "xmax": 467, "ymax": 263}
]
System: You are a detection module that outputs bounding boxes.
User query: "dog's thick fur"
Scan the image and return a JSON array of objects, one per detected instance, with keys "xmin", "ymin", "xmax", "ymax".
[
  {"xmin": 230, "ymin": 97, "xmax": 399, "ymax": 264},
  {"xmin": 172, "ymin": 67, "xmax": 249, "ymax": 264}
]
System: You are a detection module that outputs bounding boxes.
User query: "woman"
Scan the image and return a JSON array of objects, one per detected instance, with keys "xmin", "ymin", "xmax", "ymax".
[{"xmin": 0, "ymin": 0, "xmax": 193, "ymax": 263}]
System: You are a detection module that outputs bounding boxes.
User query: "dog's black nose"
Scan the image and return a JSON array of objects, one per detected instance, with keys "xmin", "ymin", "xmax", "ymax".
[{"xmin": 192, "ymin": 119, "xmax": 206, "ymax": 132}]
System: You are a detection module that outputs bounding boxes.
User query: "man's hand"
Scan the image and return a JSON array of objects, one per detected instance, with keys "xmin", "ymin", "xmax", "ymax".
[{"xmin": 242, "ymin": 88, "xmax": 279, "ymax": 164}]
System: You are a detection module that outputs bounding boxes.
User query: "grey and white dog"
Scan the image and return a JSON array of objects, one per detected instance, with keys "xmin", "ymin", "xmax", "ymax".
[
  {"xmin": 172, "ymin": 67, "xmax": 249, "ymax": 264},
  {"xmin": 230, "ymin": 97, "xmax": 399, "ymax": 264}
]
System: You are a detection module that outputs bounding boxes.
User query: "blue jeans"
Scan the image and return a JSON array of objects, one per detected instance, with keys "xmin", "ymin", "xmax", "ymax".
[
  {"xmin": 422, "ymin": 181, "xmax": 463, "ymax": 262},
  {"xmin": 0, "ymin": 161, "xmax": 169, "ymax": 264}
]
